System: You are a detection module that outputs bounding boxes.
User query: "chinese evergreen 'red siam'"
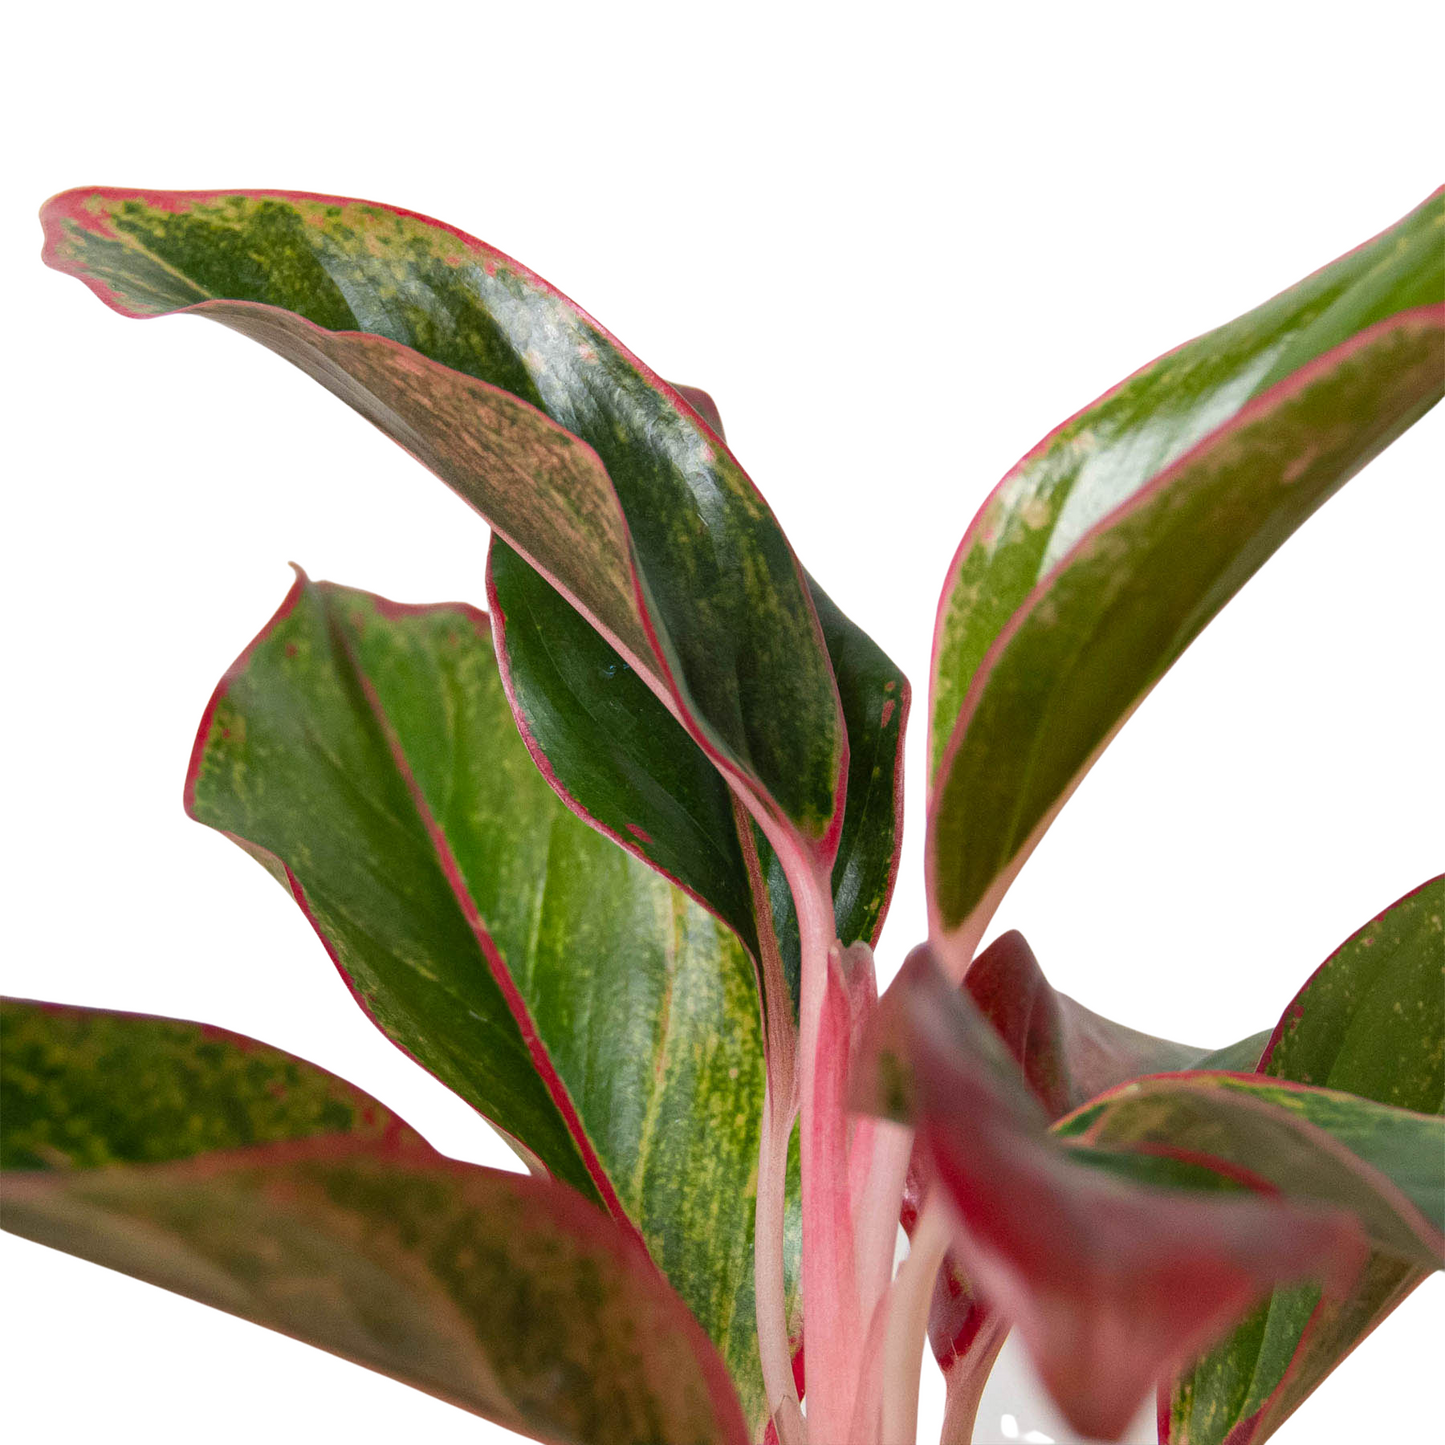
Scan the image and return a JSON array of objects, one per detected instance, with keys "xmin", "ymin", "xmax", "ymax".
[{"xmin": 3, "ymin": 183, "xmax": 1442, "ymax": 1445}]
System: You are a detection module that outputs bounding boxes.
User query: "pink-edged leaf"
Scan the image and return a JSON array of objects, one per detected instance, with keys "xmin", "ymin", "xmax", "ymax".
[
  {"xmin": 0, "ymin": 998, "xmax": 748, "ymax": 1445},
  {"xmin": 184, "ymin": 571, "xmax": 787, "ymax": 1427},
  {"xmin": 1165, "ymin": 876, "xmax": 1445, "ymax": 1444},
  {"xmin": 927, "ymin": 190, "xmax": 1444, "ymax": 972},
  {"xmin": 896, "ymin": 928, "xmax": 1219, "ymax": 1429},
  {"xmin": 40, "ymin": 187, "xmax": 846, "ymax": 864},
  {"xmin": 856, "ymin": 946, "xmax": 1390, "ymax": 1442}
]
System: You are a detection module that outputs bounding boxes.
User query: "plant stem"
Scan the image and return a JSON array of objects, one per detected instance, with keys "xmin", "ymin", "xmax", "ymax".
[
  {"xmin": 880, "ymin": 1194, "xmax": 951, "ymax": 1445},
  {"xmin": 937, "ymin": 1320, "xmax": 1008, "ymax": 1445},
  {"xmin": 851, "ymin": 1119, "xmax": 916, "ymax": 1324},
  {"xmin": 792, "ymin": 854, "xmax": 860, "ymax": 1444}
]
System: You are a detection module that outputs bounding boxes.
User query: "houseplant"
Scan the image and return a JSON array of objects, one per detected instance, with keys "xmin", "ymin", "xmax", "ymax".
[{"xmin": 2, "ymin": 181, "xmax": 1440, "ymax": 1444}]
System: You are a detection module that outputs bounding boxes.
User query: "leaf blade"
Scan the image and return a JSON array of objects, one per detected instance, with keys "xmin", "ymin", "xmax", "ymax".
[
  {"xmin": 852, "ymin": 947, "xmax": 1445, "ymax": 1441},
  {"xmin": 1167, "ymin": 877, "xmax": 1445, "ymax": 1444},
  {"xmin": 185, "ymin": 572, "xmax": 785, "ymax": 1426},
  {"xmin": 929, "ymin": 305, "xmax": 1445, "ymax": 955},
  {"xmin": 0, "ymin": 1000, "xmax": 749, "ymax": 1445},
  {"xmin": 928, "ymin": 188, "xmax": 1444, "ymax": 785},
  {"xmin": 41, "ymin": 186, "xmax": 846, "ymax": 854}
]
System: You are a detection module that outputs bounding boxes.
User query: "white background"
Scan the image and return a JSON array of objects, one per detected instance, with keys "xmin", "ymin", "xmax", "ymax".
[{"xmin": 2, "ymin": 3, "xmax": 1440, "ymax": 1442}]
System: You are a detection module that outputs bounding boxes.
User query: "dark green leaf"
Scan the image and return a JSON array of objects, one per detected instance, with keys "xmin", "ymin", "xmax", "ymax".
[
  {"xmin": 42, "ymin": 187, "xmax": 845, "ymax": 855},
  {"xmin": 1262, "ymin": 875, "xmax": 1444, "ymax": 1109},
  {"xmin": 488, "ymin": 539, "xmax": 909, "ymax": 1031},
  {"xmin": 185, "ymin": 572, "xmax": 786, "ymax": 1426},
  {"xmin": 486, "ymin": 536, "xmax": 764, "ymax": 970}
]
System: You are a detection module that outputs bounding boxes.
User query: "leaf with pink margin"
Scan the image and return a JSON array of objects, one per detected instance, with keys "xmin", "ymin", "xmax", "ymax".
[
  {"xmin": 896, "ymin": 930, "xmax": 1211, "ymax": 1423},
  {"xmin": 927, "ymin": 191, "xmax": 1444, "ymax": 972},
  {"xmin": 855, "ymin": 945, "xmax": 1400, "ymax": 1442},
  {"xmin": 0, "ymin": 998, "xmax": 749, "ymax": 1445},
  {"xmin": 184, "ymin": 572, "xmax": 786, "ymax": 1427},
  {"xmin": 40, "ymin": 187, "xmax": 846, "ymax": 863},
  {"xmin": 1165, "ymin": 876, "xmax": 1445, "ymax": 1445},
  {"xmin": 898, "ymin": 931, "xmax": 1259, "ymax": 1433}
]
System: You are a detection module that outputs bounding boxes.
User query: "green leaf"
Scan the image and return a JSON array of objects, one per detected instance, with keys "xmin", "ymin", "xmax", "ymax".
[
  {"xmin": 927, "ymin": 189, "xmax": 1445, "ymax": 961},
  {"xmin": 0, "ymin": 997, "xmax": 426, "ymax": 1167},
  {"xmin": 1166, "ymin": 877, "xmax": 1445, "ymax": 1444},
  {"xmin": 488, "ymin": 537, "xmax": 909, "ymax": 1031},
  {"xmin": 41, "ymin": 187, "xmax": 845, "ymax": 857},
  {"xmin": 1261, "ymin": 876, "xmax": 1444, "ymax": 1109},
  {"xmin": 0, "ymin": 1000, "xmax": 749, "ymax": 1445},
  {"xmin": 486, "ymin": 535, "xmax": 768, "ymax": 974},
  {"xmin": 184, "ymin": 572, "xmax": 787, "ymax": 1428},
  {"xmin": 795, "ymin": 575, "xmax": 909, "ymax": 958}
]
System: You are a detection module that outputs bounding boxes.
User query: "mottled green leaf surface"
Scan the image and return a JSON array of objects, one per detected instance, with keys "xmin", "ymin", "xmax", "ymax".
[
  {"xmin": 0, "ymin": 1005, "xmax": 747, "ymax": 1445},
  {"xmin": 41, "ymin": 187, "xmax": 845, "ymax": 854},
  {"xmin": 185, "ymin": 573, "xmax": 786, "ymax": 1426},
  {"xmin": 0, "ymin": 997, "xmax": 424, "ymax": 1168},
  {"xmin": 929, "ymin": 306, "xmax": 1445, "ymax": 952},
  {"xmin": 929, "ymin": 188, "xmax": 1444, "ymax": 783},
  {"xmin": 1167, "ymin": 878, "xmax": 1445, "ymax": 1445},
  {"xmin": 1262, "ymin": 876, "xmax": 1444, "ymax": 1110}
]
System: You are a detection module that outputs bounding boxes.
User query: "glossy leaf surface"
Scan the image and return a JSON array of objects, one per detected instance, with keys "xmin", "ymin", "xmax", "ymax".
[
  {"xmin": 854, "ymin": 946, "xmax": 1417, "ymax": 1441},
  {"xmin": 778, "ymin": 576, "xmax": 909, "ymax": 966},
  {"xmin": 488, "ymin": 536, "xmax": 909, "ymax": 1029},
  {"xmin": 185, "ymin": 573, "xmax": 783, "ymax": 1425},
  {"xmin": 928, "ymin": 190, "xmax": 1445, "ymax": 959},
  {"xmin": 486, "ymin": 536, "xmax": 767, "ymax": 972},
  {"xmin": 0, "ymin": 1001, "xmax": 748, "ymax": 1445},
  {"xmin": 41, "ymin": 187, "xmax": 845, "ymax": 856},
  {"xmin": 1167, "ymin": 877, "xmax": 1445, "ymax": 1444}
]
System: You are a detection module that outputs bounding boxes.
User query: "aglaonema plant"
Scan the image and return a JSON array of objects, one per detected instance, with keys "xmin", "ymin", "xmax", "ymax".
[{"xmin": 3, "ymin": 183, "xmax": 1441, "ymax": 1445}]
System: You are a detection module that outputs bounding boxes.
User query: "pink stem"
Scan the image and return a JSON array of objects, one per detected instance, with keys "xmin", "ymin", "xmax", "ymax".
[
  {"xmin": 847, "ymin": 1286, "xmax": 893, "ymax": 1444},
  {"xmin": 851, "ymin": 1119, "xmax": 916, "ymax": 1327},
  {"xmin": 792, "ymin": 859, "xmax": 862, "ymax": 1443}
]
